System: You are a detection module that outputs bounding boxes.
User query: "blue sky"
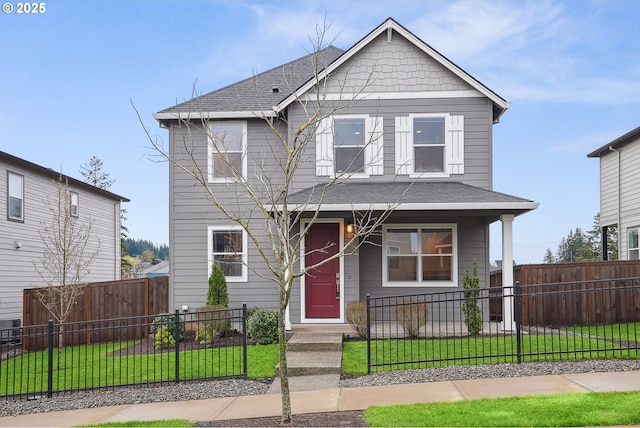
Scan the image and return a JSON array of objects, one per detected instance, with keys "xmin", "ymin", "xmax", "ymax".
[{"xmin": 2, "ymin": 0, "xmax": 639, "ymax": 264}]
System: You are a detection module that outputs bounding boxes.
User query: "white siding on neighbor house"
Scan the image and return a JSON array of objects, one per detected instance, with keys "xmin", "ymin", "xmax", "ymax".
[
  {"xmin": 600, "ymin": 151, "xmax": 620, "ymax": 228},
  {"xmin": 598, "ymin": 139, "xmax": 640, "ymax": 260},
  {"xmin": 0, "ymin": 161, "xmax": 122, "ymax": 321}
]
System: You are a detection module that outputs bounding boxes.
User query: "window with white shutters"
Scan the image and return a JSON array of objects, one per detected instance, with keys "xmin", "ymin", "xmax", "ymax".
[
  {"xmin": 316, "ymin": 115, "xmax": 383, "ymax": 177},
  {"xmin": 395, "ymin": 114, "xmax": 464, "ymax": 177}
]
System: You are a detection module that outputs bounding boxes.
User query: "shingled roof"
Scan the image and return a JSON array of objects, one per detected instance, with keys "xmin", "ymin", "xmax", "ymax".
[
  {"xmin": 155, "ymin": 46, "xmax": 344, "ymax": 124},
  {"xmin": 281, "ymin": 181, "xmax": 538, "ymax": 219}
]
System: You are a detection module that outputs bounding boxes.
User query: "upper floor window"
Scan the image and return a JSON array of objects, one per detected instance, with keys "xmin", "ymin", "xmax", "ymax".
[
  {"xmin": 382, "ymin": 224, "xmax": 457, "ymax": 287},
  {"xmin": 395, "ymin": 114, "xmax": 464, "ymax": 177},
  {"xmin": 629, "ymin": 228, "xmax": 639, "ymax": 260},
  {"xmin": 334, "ymin": 118, "xmax": 366, "ymax": 174},
  {"xmin": 7, "ymin": 171, "xmax": 24, "ymax": 222},
  {"xmin": 70, "ymin": 191, "xmax": 79, "ymax": 217},
  {"xmin": 208, "ymin": 121, "xmax": 247, "ymax": 182},
  {"xmin": 316, "ymin": 115, "xmax": 383, "ymax": 178},
  {"xmin": 208, "ymin": 225, "xmax": 248, "ymax": 282}
]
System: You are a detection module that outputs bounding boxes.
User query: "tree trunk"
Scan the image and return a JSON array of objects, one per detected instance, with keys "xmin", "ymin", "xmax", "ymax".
[{"xmin": 278, "ymin": 286, "xmax": 292, "ymax": 424}]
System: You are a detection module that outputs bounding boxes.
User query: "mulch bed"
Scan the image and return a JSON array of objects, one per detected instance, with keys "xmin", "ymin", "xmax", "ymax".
[{"xmin": 108, "ymin": 331, "xmax": 254, "ymax": 356}]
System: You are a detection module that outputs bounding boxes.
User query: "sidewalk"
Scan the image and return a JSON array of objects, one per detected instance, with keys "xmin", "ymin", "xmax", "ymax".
[{"xmin": 1, "ymin": 370, "xmax": 640, "ymax": 427}]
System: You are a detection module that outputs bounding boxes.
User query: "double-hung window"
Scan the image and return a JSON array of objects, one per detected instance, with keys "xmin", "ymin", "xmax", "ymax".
[
  {"xmin": 316, "ymin": 115, "xmax": 383, "ymax": 177},
  {"xmin": 208, "ymin": 122, "xmax": 247, "ymax": 182},
  {"xmin": 334, "ymin": 118, "xmax": 366, "ymax": 174},
  {"xmin": 395, "ymin": 114, "xmax": 464, "ymax": 177},
  {"xmin": 208, "ymin": 226, "xmax": 247, "ymax": 282},
  {"xmin": 70, "ymin": 191, "xmax": 79, "ymax": 218},
  {"xmin": 629, "ymin": 228, "xmax": 639, "ymax": 260},
  {"xmin": 414, "ymin": 117, "xmax": 445, "ymax": 172},
  {"xmin": 383, "ymin": 224, "xmax": 457, "ymax": 287},
  {"xmin": 7, "ymin": 172, "xmax": 24, "ymax": 222}
]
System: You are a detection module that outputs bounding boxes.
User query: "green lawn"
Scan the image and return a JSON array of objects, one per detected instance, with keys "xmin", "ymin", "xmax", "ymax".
[
  {"xmin": 343, "ymin": 325, "xmax": 640, "ymax": 375},
  {"xmin": 3, "ymin": 322, "xmax": 639, "ymax": 396},
  {"xmin": 568, "ymin": 321, "xmax": 640, "ymax": 342},
  {"xmin": 0, "ymin": 341, "xmax": 278, "ymax": 396},
  {"xmin": 364, "ymin": 391, "xmax": 640, "ymax": 427}
]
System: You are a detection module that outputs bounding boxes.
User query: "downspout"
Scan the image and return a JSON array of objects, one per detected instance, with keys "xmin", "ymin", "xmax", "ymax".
[{"xmin": 608, "ymin": 146, "xmax": 622, "ymax": 259}]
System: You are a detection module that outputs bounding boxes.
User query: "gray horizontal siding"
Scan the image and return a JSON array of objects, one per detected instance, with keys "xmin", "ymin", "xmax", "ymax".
[
  {"xmin": 359, "ymin": 214, "xmax": 488, "ymax": 299},
  {"xmin": 286, "ymin": 97, "xmax": 493, "ymax": 192},
  {"xmin": 0, "ymin": 161, "xmax": 121, "ymax": 321}
]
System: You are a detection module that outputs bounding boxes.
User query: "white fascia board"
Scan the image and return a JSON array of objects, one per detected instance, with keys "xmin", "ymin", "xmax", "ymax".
[
  {"xmin": 153, "ymin": 110, "xmax": 277, "ymax": 121},
  {"xmin": 275, "ymin": 19, "xmax": 508, "ymax": 113},
  {"xmin": 274, "ymin": 201, "xmax": 540, "ymax": 212},
  {"xmin": 303, "ymin": 90, "xmax": 485, "ymax": 102}
]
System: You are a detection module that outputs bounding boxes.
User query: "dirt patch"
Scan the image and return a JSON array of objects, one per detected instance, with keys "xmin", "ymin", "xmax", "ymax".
[{"xmin": 194, "ymin": 410, "xmax": 367, "ymax": 427}]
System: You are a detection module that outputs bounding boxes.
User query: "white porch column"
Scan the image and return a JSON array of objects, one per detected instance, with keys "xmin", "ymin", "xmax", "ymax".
[{"xmin": 501, "ymin": 214, "xmax": 515, "ymax": 331}]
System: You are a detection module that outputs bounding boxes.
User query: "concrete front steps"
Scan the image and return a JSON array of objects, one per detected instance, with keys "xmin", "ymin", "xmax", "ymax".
[{"xmin": 267, "ymin": 332, "xmax": 343, "ymax": 393}]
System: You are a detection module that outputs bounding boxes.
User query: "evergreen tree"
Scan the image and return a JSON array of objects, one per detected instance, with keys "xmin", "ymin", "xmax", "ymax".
[
  {"xmin": 546, "ymin": 213, "xmax": 619, "ymax": 263},
  {"xmin": 543, "ymin": 248, "xmax": 555, "ymax": 263},
  {"xmin": 80, "ymin": 155, "xmax": 114, "ymax": 190},
  {"xmin": 207, "ymin": 263, "xmax": 229, "ymax": 307}
]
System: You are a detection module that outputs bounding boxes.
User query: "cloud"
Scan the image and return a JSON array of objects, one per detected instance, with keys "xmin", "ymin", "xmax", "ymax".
[{"xmin": 198, "ymin": 0, "xmax": 640, "ymax": 106}]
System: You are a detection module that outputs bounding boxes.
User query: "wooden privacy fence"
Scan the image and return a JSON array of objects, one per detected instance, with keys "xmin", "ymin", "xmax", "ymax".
[
  {"xmin": 22, "ymin": 276, "xmax": 169, "ymax": 350},
  {"xmin": 490, "ymin": 261, "xmax": 640, "ymax": 326}
]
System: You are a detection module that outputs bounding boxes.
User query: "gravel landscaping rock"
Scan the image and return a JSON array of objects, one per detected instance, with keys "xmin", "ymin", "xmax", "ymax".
[{"xmin": 3, "ymin": 359, "xmax": 640, "ymax": 419}]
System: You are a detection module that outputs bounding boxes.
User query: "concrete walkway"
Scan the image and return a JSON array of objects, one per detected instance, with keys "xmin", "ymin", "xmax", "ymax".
[{"xmin": 2, "ymin": 370, "xmax": 640, "ymax": 427}]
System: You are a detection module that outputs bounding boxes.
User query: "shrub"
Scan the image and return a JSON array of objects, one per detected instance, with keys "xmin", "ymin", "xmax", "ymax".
[
  {"xmin": 154, "ymin": 325, "xmax": 175, "ymax": 349},
  {"xmin": 150, "ymin": 313, "xmax": 185, "ymax": 342},
  {"xmin": 462, "ymin": 261, "xmax": 483, "ymax": 335},
  {"xmin": 395, "ymin": 302, "xmax": 428, "ymax": 338},
  {"xmin": 207, "ymin": 263, "xmax": 229, "ymax": 307},
  {"xmin": 196, "ymin": 305, "xmax": 232, "ymax": 344},
  {"xmin": 347, "ymin": 300, "xmax": 373, "ymax": 338},
  {"xmin": 247, "ymin": 308, "xmax": 279, "ymax": 345}
]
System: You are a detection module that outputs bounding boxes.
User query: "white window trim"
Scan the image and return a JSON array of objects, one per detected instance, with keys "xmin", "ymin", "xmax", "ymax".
[
  {"xmin": 207, "ymin": 121, "xmax": 248, "ymax": 184},
  {"xmin": 7, "ymin": 171, "xmax": 24, "ymax": 222},
  {"xmin": 298, "ymin": 218, "xmax": 345, "ymax": 324},
  {"xmin": 70, "ymin": 191, "xmax": 79, "ymax": 218},
  {"xmin": 382, "ymin": 224, "xmax": 458, "ymax": 288},
  {"xmin": 207, "ymin": 225, "xmax": 248, "ymax": 282},
  {"xmin": 628, "ymin": 227, "xmax": 639, "ymax": 260},
  {"xmin": 395, "ymin": 113, "xmax": 464, "ymax": 178},
  {"xmin": 316, "ymin": 114, "xmax": 383, "ymax": 179}
]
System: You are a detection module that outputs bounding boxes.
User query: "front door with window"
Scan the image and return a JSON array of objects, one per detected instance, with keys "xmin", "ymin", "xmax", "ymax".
[{"xmin": 305, "ymin": 223, "xmax": 340, "ymax": 318}]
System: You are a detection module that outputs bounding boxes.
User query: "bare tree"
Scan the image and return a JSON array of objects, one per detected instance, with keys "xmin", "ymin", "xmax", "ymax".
[
  {"xmin": 34, "ymin": 175, "xmax": 100, "ymax": 364},
  {"xmin": 139, "ymin": 23, "xmax": 404, "ymax": 423}
]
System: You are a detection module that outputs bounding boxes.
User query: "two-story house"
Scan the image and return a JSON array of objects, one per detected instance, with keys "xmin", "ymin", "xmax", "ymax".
[
  {"xmin": 0, "ymin": 151, "xmax": 129, "ymax": 324},
  {"xmin": 588, "ymin": 125, "xmax": 640, "ymax": 260},
  {"xmin": 155, "ymin": 18, "xmax": 538, "ymax": 327}
]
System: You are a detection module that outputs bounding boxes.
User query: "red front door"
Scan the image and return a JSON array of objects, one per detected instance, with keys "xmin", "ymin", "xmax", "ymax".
[{"xmin": 305, "ymin": 223, "xmax": 340, "ymax": 318}]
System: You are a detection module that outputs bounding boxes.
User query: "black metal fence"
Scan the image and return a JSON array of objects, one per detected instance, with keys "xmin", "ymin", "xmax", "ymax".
[
  {"xmin": 0, "ymin": 306, "xmax": 247, "ymax": 399},
  {"xmin": 366, "ymin": 278, "xmax": 640, "ymax": 373}
]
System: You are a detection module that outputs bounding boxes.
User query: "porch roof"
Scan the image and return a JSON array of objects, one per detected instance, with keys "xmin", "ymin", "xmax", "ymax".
[{"xmin": 280, "ymin": 181, "xmax": 538, "ymax": 219}]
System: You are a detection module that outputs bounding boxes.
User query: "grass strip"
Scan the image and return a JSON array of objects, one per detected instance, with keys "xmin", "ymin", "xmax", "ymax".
[{"xmin": 365, "ymin": 391, "xmax": 640, "ymax": 427}]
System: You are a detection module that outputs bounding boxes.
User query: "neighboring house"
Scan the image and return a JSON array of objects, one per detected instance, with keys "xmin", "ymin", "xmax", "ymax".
[
  {"xmin": 490, "ymin": 260, "xmax": 516, "ymax": 273},
  {"xmin": 0, "ymin": 151, "xmax": 129, "ymax": 323},
  {"xmin": 588, "ymin": 125, "xmax": 640, "ymax": 260},
  {"xmin": 139, "ymin": 260, "xmax": 170, "ymax": 278},
  {"xmin": 154, "ymin": 18, "xmax": 538, "ymax": 327}
]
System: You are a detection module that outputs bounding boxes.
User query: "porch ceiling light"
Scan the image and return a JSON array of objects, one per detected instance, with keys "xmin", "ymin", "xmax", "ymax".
[{"xmin": 346, "ymin": 224, "xmax": 356, "ymax": 234}]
